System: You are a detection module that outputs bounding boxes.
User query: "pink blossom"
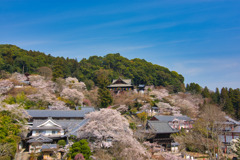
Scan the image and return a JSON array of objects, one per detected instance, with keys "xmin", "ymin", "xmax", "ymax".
[
  {"xmin": 0, "ymin": 80, "xmax": 14, "ymax": 95},
  {"xmin": 78, "ymin": 109, "xmax": 150, "ymax": 159},
  {"xmin": 49, "ymin": 100, "xmax": 69, "ymax": 110},
  {"xmin": 150, "ymin": 89, "xmax": 169, "ymax": 100},
  {"xmin": 60, "ymin": 88, "xmax": 84, "ymax": 105},
  {"xmin": 66, "ymin": 77, "xmax": 86, "ymax": 91},
  {"xmin": 10, "ymin": 72, "xmax": 27, "ymax": 81}
]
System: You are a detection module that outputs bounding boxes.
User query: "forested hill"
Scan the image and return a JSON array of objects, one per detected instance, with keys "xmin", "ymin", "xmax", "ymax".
[{"xmin": 0, "ymin": 44, "xmax": 184, "ymax": 92}]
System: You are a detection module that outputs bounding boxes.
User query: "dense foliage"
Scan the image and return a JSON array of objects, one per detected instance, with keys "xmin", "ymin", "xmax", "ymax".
[
  {"xmin": 186, "ymin": 82, "xmax": 240, "ymax": 120},
  {"xmin": 0, "ymin": 44, "xmax": 184, "ymax": 92},
  {"xmin": 68, "ymin": 139, "xmax": 91, "ymax": 160},
  {"xmin": 212, "ymin": 87, "xmax": 240, "ymax": 119},
  {"xmin": 0, "ymin": 111, "xmax": 22, "ymax": 160}
]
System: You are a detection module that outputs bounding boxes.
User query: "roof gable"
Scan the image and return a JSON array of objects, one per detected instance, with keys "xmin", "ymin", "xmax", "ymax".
[
  {"xmin": 37, "ymin": 118, "xmax": 62, "ymax": 128},
  {"xmin": 112, "ymin": 78, "xmax": 130, "ymax": 85},
  {"xmin": 112, "ymin": 78, "xmax": 127, "ymax": 84},
  {"xmin": 27, "ymin": 135, "xmax": 53, "ymax": 143}
]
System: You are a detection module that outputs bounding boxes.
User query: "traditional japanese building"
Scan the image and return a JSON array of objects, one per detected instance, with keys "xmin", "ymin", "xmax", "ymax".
[
  {"xmin": 219, "ymin": 116, "xmax": 240, "ymax": 153},
  {"xmin": 147, "ymin": 115, "xmax": 193, "ymax": 149},
  {"xmin": 22, "ymin": 107, "xmax": 94, "ymax": 154},
  {"xmin": 107, "ymin": 77, "xmax": 134, "ymax": 92},
  {"xmin": 150, "ymin": 115, "xmax": 193, "ymax": 130}
]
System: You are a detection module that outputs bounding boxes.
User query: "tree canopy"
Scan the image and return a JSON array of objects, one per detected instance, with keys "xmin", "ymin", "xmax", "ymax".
[{"xmin": 0, "ymin": 44, "xmax": 184, "ymax": 92}]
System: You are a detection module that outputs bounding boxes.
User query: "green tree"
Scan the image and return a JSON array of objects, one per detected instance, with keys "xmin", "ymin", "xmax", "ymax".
[
  {"xmin": 223, "ymin": 98, "xmax": 234, "ymax": 116},
  {"xmin": 96, "ymin": 69, "xmax": 113, "ymax": 108},
  {"xmin": 201, "ymin": 86, "xmax": 210, "ymax": 98},
  {"xmin": 57, "ymin": 140, "xmax": 66, "ymax": 148},
  {"xmin": 213, "ymin": 88, "xmax": 220, "ymax": 104},
  {"xmin": 186, "ymin": 83, "xmax": 202, "ymax": 94},
  {"xmin": 69, "ymin": 139, "xmax": 91, "ymax": 160},
  {"xmin": 98, "ymin": 88, "xmax": 113, "ymax": 108},
  {"xmin": 0, "ymin": 111, "xmax": 21, "ymax": 159}
]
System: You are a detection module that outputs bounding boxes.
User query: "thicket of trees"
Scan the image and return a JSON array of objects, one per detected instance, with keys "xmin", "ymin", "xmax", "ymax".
[
  {"xmin": 186, "ymin": 82, "xmax": 240, "ymax": 120},
  {"xmin": 0, "ymin": 111, "xmax": 22, "ymax": 160},
  {"xmin": 0, "ymin": 44, "xmax": 184, "ymax": 92}
]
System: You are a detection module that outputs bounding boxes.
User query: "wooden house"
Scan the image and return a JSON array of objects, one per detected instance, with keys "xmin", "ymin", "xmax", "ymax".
[
  {"xmin": 107, "ymin": 77, "xmax": 134, "ymax": 92},
  {"xmin": 22, "ymin": 107, "xmax": 94, "ymax": 154},
  {"xmin": 147, "ymin": 115, "xmax": 192, "ymax": 150}
]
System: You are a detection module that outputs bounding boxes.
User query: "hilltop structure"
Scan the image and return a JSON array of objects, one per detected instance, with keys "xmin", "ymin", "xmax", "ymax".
[{"xmin": 107, "ymin": 77, "xmax": 134, "ymax": 92}]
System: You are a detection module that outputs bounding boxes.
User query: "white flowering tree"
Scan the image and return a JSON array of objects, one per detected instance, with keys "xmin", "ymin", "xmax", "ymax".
[
  {"xmin": 78, "ymin": 109, "xmax": 150, "ymax": 160},
  {"xmin": 231, "ymin": 138, "xmax": 240, "ymax": 158},
  {"xmin": 0, "ymin": 80, "xmax": 14, "ymax": 95},
  {"xmin": 65, "ymin": 77, "xmax": 86, "ymax": 91},
  {"xmin": 149, "ymin": 88, "xmax": 169, "ymax": 100},
  {"xmin": 60, "ymin": 88, "xmax": 84, "ymax": 105},
  {"xmin": 10, "ymin": 72, "xmax": 27, "ymax": 81}
]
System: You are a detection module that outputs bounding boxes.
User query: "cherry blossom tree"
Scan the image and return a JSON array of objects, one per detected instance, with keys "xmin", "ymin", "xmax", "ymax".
[
  {"xmin": 0, "ymin": 80, "xmax": 14, "ymax": 95},
  {"xmin": 48, "ymin": 100, "xmax": 69, "ymax": 110},
  {"xmin": 27, "ymin": 88, "xmax": 56, "ymax": 104},
  {"xmin": 78, "ymin": 109, "xmax": 150, "ymax": 160},
  {"xmin": 60, "ymin": 88, "xmax": 84, "ymax": 105},
  {"xmin": 116, "ymin": 104, "xmax": 128, "ymax": 113},
  {"xmin": 10, "ymin": 72, "xmax": 27, "ymax": 81},
  {"xmin": 149, "ymin": 88, "xmax": 169, "ymax": 100},
  {"xmin": 66, "ymin": 77, "xmax": 86, "ymax": 91}
]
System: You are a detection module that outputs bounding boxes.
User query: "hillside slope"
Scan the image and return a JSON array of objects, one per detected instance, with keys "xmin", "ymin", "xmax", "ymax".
[{"xmin": 0, "ymin": 44, "xmax": 184, "ymax": 92}]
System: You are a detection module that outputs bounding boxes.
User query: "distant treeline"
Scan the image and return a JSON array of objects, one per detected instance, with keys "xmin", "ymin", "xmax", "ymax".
[
  {"xmin": 186, "ymin": 83, "xmax": 240, "ymax": 119},
  {"xmin": 0, "ymin": 44, "xmax": 184, "ymax": 92}
]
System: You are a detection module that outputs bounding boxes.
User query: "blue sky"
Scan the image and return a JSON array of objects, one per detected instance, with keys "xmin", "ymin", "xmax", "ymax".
[{"xmin": 1, "ymin": 0, "xmax": 240, "ymax": 90}]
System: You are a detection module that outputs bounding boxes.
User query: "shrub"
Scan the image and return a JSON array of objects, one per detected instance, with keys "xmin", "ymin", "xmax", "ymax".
[
  {"xmin": 68, "ymin": 139, "xmax": 91, "ymax": 160},
  {"xmin": 57, "ymin": 140, "xmax": 66, "ymax": 148},
  {"xmin": 129, "ymin": 123, "xmax": 137, "ymax": 130}
]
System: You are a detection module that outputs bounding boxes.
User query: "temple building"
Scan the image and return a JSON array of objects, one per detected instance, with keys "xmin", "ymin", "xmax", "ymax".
[{"xmin": 107, "ymin": 77, "xmax": 134, "ymax": 92}]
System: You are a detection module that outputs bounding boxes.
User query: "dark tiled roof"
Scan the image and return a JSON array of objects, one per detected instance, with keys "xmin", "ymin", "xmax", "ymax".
[
  {"xmin": 31, "ymin": 119, "xmax": 83, "ymax": 131},
  {"xmin": 219, "ymin": 135, "xmax": 239, "ymax": 143},
  {"xmin": 107, "ymin": 78, "xmax": 133, "ymax": 88},
  {"xmin": 230, "ymin": 126, "xmax": 240, "ymax": 133},
  {"xmin": 42, "ymin": 144, "xmax": 58, "ymax": 150},
  {"xmin": 27, "ymin": 135, "xmax": 53, "ymax": 143},
  {"xmin": 66, "ymin": 119, "xmax": 89, "ymax": 136},
  {"xmin": 148, "ymin": 121, "xmax": 178, "ymax": 133},
  {"xmin": 225, "ymin": 116, "xmax": 240, "ymax": 125},
  {"xmin": 26, "ymin": 107, "xmax": 95, "ymax": 118},
  {"xmin": 153, "ymin": 115, "xmax": 192, "ymax": 122},
  {"xmin": 112, "ymin": 78, "xmax": 131, "ymax": 85}
]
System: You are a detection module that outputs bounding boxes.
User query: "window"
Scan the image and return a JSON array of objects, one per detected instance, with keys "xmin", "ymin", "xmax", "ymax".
[
  {"xmin": 52, "ymin": 130, "xmax": 57, "ymax": 134},
  {"xmin": 39, "ymin": 130, "xmax": 46, "ymax": 134}
]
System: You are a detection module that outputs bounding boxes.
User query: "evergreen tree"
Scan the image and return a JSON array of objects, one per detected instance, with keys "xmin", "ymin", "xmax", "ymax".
[
  {"xmin": 201, "ymin": 86, "xmax": 210, "ymax": 98},
  {"xmin": 220, "ymin": 87, "xmax": 229, "ymax": 105},
  {"xmin": 215, "ymin": 88, "xmax": 220, "ymax": 104},
  {"xmin": 96, "ymin": 69, "xmax": 113, "ymax": 108},
  {"xmin": 223, "ymin": 98, "xmax": 234, "ymax": 116},
  {"xmin": 186, "ymin": 82, "xmax": 201, "ymax": 94},
  {"xmin": 98, "ymin": 88, "xmax": 113, "ymax": 108},
  {"xmin": 211, "ymin": 88, "xmax": 220, "ymax": 104}
]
